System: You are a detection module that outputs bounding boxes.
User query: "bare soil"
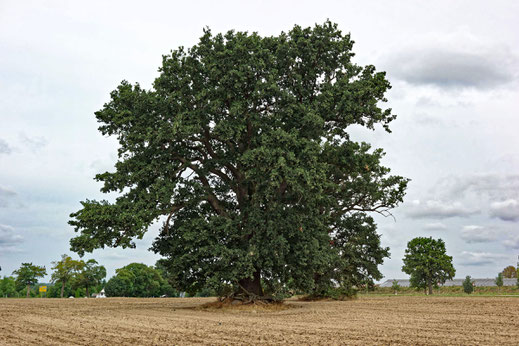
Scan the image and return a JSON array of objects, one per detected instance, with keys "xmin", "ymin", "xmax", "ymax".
[{"xmin": 1, "ymin": 296, "xmax": 518, "ymax": 345}]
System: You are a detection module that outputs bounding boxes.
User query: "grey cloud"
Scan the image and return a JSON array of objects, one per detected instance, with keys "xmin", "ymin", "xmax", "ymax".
[
  {"xmin": 490, "ymin": 199, "xmax": 519, "ymax": 222},
  {"xmin": 407, "ymin": 200, "xmax": 479, "ymax": 219},
  {"xmin": 458, "ymin": 251, "xmax": 509, "ymax": 266},
  {"xmin": 436, "ymin": 174, "xmax": 519, "ymax": 201},
  {"xmin": 19, "ymin": 133, "xmax": 48, "ymax": 152},
  {"xmin": 423, "ymin": 222, "xmax": 447, "ymax": 231},
  {"xmin": 385, "ymin": 32, "xmax": 517, "ymax": 90},
  {"xmin": 0, "ymin": 187, "xmax": 16, "ymax": 208},
  {"xmin": 503, "ymin": 236, "xmax": 519, "ymax": 249},
  {"xmin": 0, "ymin": 139, "xmax": 12, "ymax": 154},
  {"xmin": 0, "ymin": 224, "xmax": 23, "ymax": 253},
  {"xmin": 390, "ymin": 50, "xmax": 514, "ymax": 89},
  {"xmin": 460, "ymin": 225, "xmax": 497, "ymax": 244}
]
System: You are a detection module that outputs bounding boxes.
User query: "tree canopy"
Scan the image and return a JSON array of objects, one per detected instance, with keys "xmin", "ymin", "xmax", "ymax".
[
  {"xmin": 0, "ymin": 276, "xmax": 17, "ymax": 298},
  {"xmin": 69, "ymin": 21, "xmax": 408, "ymax": 301},
  {"xmin": 495, "ymin": 272, "xmax": 503, "ymax": 288},
  {"xmin": 51, "ymin": 254, "xmax": 84, "ymax": 298},
  {"xmin": 502, "ymin": 265, "xmax": 517, "ymax": 278},
  {"xmin": 12, "ymin": 263, "xmax": 47, "ymax": 297},
  {"xmin": 402, "ymin": 237, "xmax": 455, "ymax": 295},
  {"xmin": 462, "ymin": 276, "xmax": 473, "ymax": 294},
  {"xmin": 105, "ymin": 263, "xmax": 173, "ymax": 297},
  {"xmin": 74, "ymin": 259, "xmax": 106, "ymax": 298}
]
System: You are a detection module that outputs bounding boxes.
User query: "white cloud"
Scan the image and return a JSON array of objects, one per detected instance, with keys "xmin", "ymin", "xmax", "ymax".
[
  {"xmin": 490, "ymin": 199, "xmax": 519, "ymax": 222},
  {"xmin": 423, "ymin": 222, "xmax": 447, "ymax": 231}
]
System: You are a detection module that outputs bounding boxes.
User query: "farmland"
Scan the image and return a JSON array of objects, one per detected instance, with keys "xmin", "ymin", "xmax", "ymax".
[{"xmin": 1, "ymin": 296, "xmax": 518, "ymax": 345}]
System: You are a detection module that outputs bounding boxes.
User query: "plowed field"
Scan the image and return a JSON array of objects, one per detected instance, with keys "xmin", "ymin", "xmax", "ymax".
[{"xmin": 1, "ymin": 296, "xmax": 518, "ymax": 345}]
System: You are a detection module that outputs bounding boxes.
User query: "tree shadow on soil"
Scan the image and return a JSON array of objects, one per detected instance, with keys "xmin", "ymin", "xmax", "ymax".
[{"xmin": 194, "ymin": 298, "xmax": 298, "ymax": 312}]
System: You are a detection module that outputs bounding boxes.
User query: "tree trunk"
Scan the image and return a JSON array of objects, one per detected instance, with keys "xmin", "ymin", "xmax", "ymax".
[
  {"xmin": 428, "ymin": 279, "xmax": 433, "ymax": 295},
  {"xmin": 238, "ymin": 270, "xmax": 263, "ymax": 297},
  {"xmin": 26, "ymin": 284, "xmax": 30, "ymax": 298},
  {"xmin": 86, "ymin": 286, "xmax": 89, "ymax": 298},
  {"xmin": 61, "ymin": 281, "xmax": 65, "ymax": 298}
]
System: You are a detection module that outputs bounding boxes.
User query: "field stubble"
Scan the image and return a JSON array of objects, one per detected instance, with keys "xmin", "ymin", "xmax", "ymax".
[{"xmin": 1, "ymin": 296, "xmax": 518, "ymax": 345}]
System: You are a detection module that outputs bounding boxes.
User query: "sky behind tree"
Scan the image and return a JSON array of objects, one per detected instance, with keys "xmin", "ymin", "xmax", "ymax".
[{"xmin": 1, "ymin": 0, "xmax": 518, "ymax": 281}]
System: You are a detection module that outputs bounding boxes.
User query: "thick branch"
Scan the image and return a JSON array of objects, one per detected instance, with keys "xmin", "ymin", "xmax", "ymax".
[
  {"xmin": 163, "ymin": 204, "xmax": 185, "ymax": 235},
  {"xmin": 174, "ymin": 155, "xmax": 229, "ymax": 217}
]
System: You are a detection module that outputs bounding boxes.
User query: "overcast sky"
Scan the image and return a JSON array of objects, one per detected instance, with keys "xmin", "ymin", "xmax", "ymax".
[{"xmin": 1, "ymin": 0, "xmax": 518, "ymax": 283}]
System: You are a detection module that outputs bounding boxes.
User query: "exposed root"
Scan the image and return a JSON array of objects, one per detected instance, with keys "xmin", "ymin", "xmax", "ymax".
[{"xmin": 197, "ymin": 297, "xmax": 293, "ymax": 312}]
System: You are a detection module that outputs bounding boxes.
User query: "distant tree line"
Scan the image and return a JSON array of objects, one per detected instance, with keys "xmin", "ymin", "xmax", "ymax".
[
  {"xmin": 2, "ymin": 238, "xmax": 518, "ymax": 298},
  {"xmin": 0, "ymin": 255, "xmax": 216, "ymax": 298},
  {"xmin": 0, "ymin": 255, "xmax": 106, "ymax": 298}
]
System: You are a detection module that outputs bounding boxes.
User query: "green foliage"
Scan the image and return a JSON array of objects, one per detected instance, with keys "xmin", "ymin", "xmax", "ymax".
[
  {"xmin": 0, "ymin": 276, "xmax": 17, "ymax": 297},
  {"xmin": 12, "ymin": 263, "xmax": 47, "ymax": 297},
  {"xmin": 69, "ymin": 21, "xmax": 408, "ymax": 300},
  {"xmin": 401, "ymin": 237, "xmax": 455, "ymax": 295},
  {"xmin": 391, "ymin": 280, "xmax": 400, "ymax": 293},
  {"xmin": 105, "ymin": 269, "xmax": 134, "ymax": 297},
  {"xmin": 495, "ymin": 272, "xmax": 503, "ymax": 287},
  {"xmin": 194, "ymin": 287, "xmax": 217, "ymax": 297},
  {"xmin": 502, "ymin": 266, "xmax": 516, "ymax": 278},
  {"xmin": 47, "ymin": 282, "xmax": 73, "ymax": 298},
  {"xmin": 463, "ymin": 276, "xmax": 474, "ymax": 294},
  {"xmin": 154, "ymin": 260, "xmax": 179, "ymax": 297},
  {"xmin": 374, "ymin": 285, "xmax": 519, "ymax": 296},
  {"xmin": 51, "ymin": 254, "xmax": 84, "ymax": 298},
  {"xmin": 105, "ymin": 263, "xmax": 174, "ymax": 297},
  {"xmin": 74, "ymin": 259, "xmax": 106, "ymax": 297}
]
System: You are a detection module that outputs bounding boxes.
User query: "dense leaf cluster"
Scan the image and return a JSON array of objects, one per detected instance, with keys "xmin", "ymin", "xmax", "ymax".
[
  {"xmin": 12, "ymin": 263, "xmax": 46, "ymax": 297},
  {"xmin": 104, "ymin": 263, "xmax": 174, "ymax": 297},
  {"xmin": 462, "ymin": 276, "xmax": 474, "ymax": 294}
]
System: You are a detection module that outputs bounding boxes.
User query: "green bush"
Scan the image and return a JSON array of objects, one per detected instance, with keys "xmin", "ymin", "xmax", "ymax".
[
  {"xmin": 391, "ymin": 280, "xmax": 401, "ymax": 294},
  {"xmin": 463, "ymin": 276, "xmax": 474, "ymax": 294}
]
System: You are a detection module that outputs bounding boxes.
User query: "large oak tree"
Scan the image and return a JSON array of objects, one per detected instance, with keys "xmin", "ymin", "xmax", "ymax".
[{"xmin": 69, "ymin": 21, "xmax": 407, "ymax": 301}]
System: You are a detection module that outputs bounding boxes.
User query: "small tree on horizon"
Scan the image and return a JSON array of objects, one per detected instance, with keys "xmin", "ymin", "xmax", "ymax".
[
  {"xmin": 391, "ymin": 280, "xmax": 401, "ymax": 295},
  {"xmin": 51, "ymin": 254, "xmax": 84, "ymax": 298},
  {"xmin": 12, "ymin": 263, "xmax": 47, "ymax": 298},
  {"xmin": 502, "ymin": 265, "xmax": 517, "ymax": 278},
  {"xmin": 402, "ymin": 237, "xmax": 455, "ymax": 295},
  {"xmin": 495, "ymin": 272, "xmax": 503, "ymax": 290},
  {"xmin": 74, "ymin": 259, "xmax": 106, "ymax": 298},
  {"xmin": 463, "ymin": 276, "xmax": 474, "ymax": 294}
]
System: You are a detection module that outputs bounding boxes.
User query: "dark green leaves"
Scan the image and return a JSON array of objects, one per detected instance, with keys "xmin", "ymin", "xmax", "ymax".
[
  {"xmin": 69, "ymin": 21, "xmax": 408, "ymax": 299},
  {"xmin": 402, "ymin": 237, "xmax": 455, "ymax": 293}
]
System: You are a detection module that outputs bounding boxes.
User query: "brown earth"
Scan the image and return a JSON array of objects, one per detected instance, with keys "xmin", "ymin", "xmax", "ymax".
[{"xmin": 1, "ymin": 296, "xmax": 518, "ymax": 345}]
